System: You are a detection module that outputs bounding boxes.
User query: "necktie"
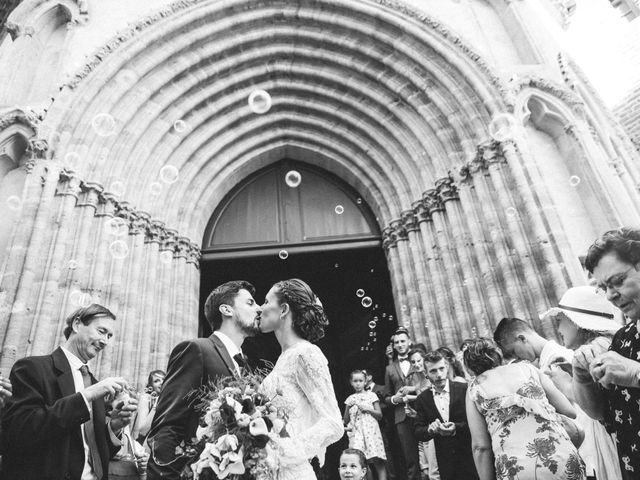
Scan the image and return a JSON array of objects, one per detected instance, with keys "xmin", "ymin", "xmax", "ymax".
[
  {"xmin": 80, "ymin": 365, "xmax": 103, "ymax": 479},
  {"xmin": 233, "ymin": 353, "xmax": 248, "ymax": 371}
]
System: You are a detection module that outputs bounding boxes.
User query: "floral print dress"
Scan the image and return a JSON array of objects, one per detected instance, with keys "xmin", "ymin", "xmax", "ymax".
[{"xmin": 468, "ymin": 362, "xmax": 585, "ymax": 480}]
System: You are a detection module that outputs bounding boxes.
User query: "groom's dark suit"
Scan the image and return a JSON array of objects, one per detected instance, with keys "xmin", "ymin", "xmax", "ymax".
[
  {"xmin": 413, "ymin": 381, "xmax": 478, "ymax": 480},
  {"xmin": 147, "ymin": 333, "xmax": 238, "ymax": 479},
  {"xmin": 1, "ymin": 347, "xmax": 118, "ymax": 480}
]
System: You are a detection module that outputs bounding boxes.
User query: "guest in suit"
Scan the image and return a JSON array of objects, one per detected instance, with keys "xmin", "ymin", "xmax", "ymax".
[
  {"xmin": 414, "ymin": 350, "xmax": 479, "ymax": 480},
  {"xmin": 384, "ymin": 327, "xmax": 420, "ymax": 480},
  {"xmin": 147, "ymin": 280, "xmax": 262, "ymax": 479},
  {"xmin": 2, "ymin": 303, "xmax": 137, "ymax": 480}
]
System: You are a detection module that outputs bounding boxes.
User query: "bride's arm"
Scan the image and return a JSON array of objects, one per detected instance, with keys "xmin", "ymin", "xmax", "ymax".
[{"xmin": 295, "ymin": 350, "xmax": 343, "ymax": 460}]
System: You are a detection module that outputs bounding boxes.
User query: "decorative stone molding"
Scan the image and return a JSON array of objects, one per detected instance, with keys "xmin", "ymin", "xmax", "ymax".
[
  {"xmin": 52, "ymin": 169, "xmax": 202, "ymax": 266},
  {"xmin": 401, "ymin": 209, "xmax": 419, "ymax": 233},
  {"xmin": 458, "ymin": 141, "xmax": 507, "ymax": 181},
  {"xmin": 0, "ymin": 108, "xmax": 41, "ymax": 133},
  {"xmin": 7, "ymin": 0, "xmax": 89, "ymax": 40},
  {"xmin": 435, "ymin": 176, "xmax": 458, "ymax": 203},
  {"xmin": 62, "ymin": 0, "xmax": 507, "ymax": 106},
  {"xmin": 381, "ymin": 226, "xmax": 396, "ymax": 250},
  {"xmin": 512, "ymin": 75, "xmax": 583, "ymax": 109},
  {"xmin": 26, "ymin": 138, "xmax": 49, "ymax": 159}
]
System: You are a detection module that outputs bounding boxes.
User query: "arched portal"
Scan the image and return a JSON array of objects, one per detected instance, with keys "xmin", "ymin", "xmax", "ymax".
[
  {"xmin": 2, "ymin": 0, "xmax": 639, "ymax": 384},
  {"xmin": 199, "ymin": 160, "xmax": 397, "ymax": 403}
]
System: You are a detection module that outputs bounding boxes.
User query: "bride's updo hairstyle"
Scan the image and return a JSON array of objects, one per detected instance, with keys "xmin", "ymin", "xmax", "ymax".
[
  {"xmin": 462, "ymin": 337, "xmax": 504, "ymax": 376},
  {"xmin": 274, "ymin": 278, "xmax": 328, "ymax": 343}
]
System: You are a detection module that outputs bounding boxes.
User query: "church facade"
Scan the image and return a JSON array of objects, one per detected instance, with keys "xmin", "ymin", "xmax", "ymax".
[{"xmin": 0, "ymin": 0, "xmax": 639, "ymax": 383}]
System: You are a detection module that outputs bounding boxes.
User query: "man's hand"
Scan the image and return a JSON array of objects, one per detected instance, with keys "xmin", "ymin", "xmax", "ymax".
[
  {"xmin": 83, "ymin": 377, "xmax": 128, "ymax": 402},
  {"xmin": 573, "ymin": 338, "xmax": 610, "ymax": 384},
  {"xmin": 110, "ymin": 396, "xmax": 139, "ymax": 434},
  {"xmin": 427, "ymin": 419, "xmax": 442, "ymax": 435},
  {"xmin": 590, "ymin": 351, "xmax": 640, "ymax": 389},
  {"xmin": 438, "ymin": 421, "xmax": 456, "ymax": 437},
  {"xmin": 0, "ymin": 376, "xmax": 12, "ymax": 409}
]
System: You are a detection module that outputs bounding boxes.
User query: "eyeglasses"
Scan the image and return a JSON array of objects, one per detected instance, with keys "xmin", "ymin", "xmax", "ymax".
[{"xmin": 595, "ymin": 266, "xmax": 637, "ymax": 295}]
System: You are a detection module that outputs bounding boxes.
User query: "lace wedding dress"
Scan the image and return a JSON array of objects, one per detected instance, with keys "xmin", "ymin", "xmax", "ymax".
[{"xmin": 259, "ymin": 341, "xmax": 343, "ymax": 480}]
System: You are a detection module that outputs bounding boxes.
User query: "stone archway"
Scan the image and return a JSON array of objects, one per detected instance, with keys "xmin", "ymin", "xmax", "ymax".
[{"xmin": 1, "ymin": 0, "xmax": 637, "ymax": 380}]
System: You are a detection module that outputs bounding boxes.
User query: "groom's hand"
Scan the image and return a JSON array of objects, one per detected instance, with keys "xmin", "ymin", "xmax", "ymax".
[{"xmin": 110, "ymin": 396, "xmax": 139, "ymax": 433}]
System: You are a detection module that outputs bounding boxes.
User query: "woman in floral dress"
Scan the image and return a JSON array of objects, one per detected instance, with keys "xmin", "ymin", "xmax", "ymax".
[{"xmin": 463, "ymin": 338, "xmax": 585, "ymax": 480}]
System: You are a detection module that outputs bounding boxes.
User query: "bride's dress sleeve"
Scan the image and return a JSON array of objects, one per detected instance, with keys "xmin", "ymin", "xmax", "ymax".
[{"xmin": 275, "ymin": 346, "xmax": 344, "ymax": 467}]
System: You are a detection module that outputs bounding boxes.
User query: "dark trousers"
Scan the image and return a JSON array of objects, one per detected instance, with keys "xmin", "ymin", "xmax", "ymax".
[{"xmin": 396, "ymin": 418, "xmax": 420, "ymax": 480}]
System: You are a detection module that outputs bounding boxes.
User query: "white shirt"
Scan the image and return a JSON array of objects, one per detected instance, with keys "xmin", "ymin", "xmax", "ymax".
[
  {"xmin": 432, "ymin": 380, "xmax": 450, "ymax": 422},
  {"xmin": 61, "ymin": 347, "xmax": 121, "ymax": 480},
  {"xmin": 539, "ymin": 340, "xmax": 573, "ymax": 372},
  {"xmin": 398, "ymin": 357, "xmax": 411, "ymax": 376},
  {"xmin": 213, "ymin": 331, "xmax": 242, "ymax": 375},
  {"xmin": 60, "ymin": 347, "xmax": 97, "ymax": 480}
]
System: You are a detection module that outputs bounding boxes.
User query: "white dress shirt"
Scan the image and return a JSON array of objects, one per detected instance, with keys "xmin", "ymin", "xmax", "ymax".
[
  {"xmin": 432, "ymin": 380, "xmax": 450, "ymax": 422},
  {"xmin": 398, "ymin": 357, "xmax": 411, "ymax": 376},
  {"xmin": 60, "ymin": 347, "xmax": 98, "ymax": 480},
  {"xmin": 213, "ymin": 331, "xmax": 242, "ymax": 375},
  {"xmin": 61, "ymin": 347, "xmax": 121, "ymax": 480},
  {"xmin": 539, "ymin": 340, "xmax": 573, "ymax": 372}
]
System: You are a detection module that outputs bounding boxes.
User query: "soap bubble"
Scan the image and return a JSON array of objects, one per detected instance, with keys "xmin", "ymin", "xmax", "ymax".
[
  {"xmin": 278, "ymin": 250, "xmax": 289, "ymax": 260},
  {"xmin": 91, "ymin": 113, "xmax": 116, "ymax": 137},
  {"xmin": 110, "ymin": 181, "xmax": 125, "ymax": 197},
  {"xmin": 6, "ymin": 195, "xmax": 21, "ymax": 211},
  {"xmin": 173, "ymin": 120, "xmax": 188, "ymax": 133},
  {"xmin": 488, "ymin": 113, "xmax": 517, "ymax": 142},
  {"xmin": 109, "ymin": 240, "xmax": 129, "ymax": 259},
  {"xmin": 569, "ymin": 175, "xmax": 581, "ymax": 187},
  {"xmin": 285, "ymin": 170, "xmax": 302, "ymax": 188},
  {"xmin": 105, "ymin": 217, "xmax": 128, "ymax": 237},
  {"xmin": 68, "ymin": 260, "xmax": 78, "ymax": 270},
  {"xmin": 356, "ymin": 289, "xmax": 365, "ymax": 298},
  {"xmin": 64, "ymin": 151, "xmax": 81, "ymax": 169},
  {"xmin": 334, "ymin": 205, "xmax": 344, "ymax": 215},
  {"xmin": 505, "ymin": 207, "xmax": 517, "ymax": 217},
  {"xmin": 160, "ymin": 165, "xmax": 179, "ymax": 184},
  {"xmin": 159, "ymin": 251, "xmax": 173, "ymax": 264},
  {"xmin": 361, "ymin": 296, "xmax": 373, "ymax": 308},
  {"xmin": 368, "ymin": 320, "xmax": 377, "ymax": 329},
  {"xmin": 248, "ymin": 90, "xmax": 272, "ymax": 114},
  {"xmin": 356, "ymin": 198, "xmax": 363, "ymax": 205},
  {"xmin": 150, "ymin": 182, "xmax": 162, "ymax": 196}
]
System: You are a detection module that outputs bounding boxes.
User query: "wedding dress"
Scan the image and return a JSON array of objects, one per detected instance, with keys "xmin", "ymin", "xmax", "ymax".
[{"xmin": 260, "ymin": 341, "xmax": 343, "ymax": 480}]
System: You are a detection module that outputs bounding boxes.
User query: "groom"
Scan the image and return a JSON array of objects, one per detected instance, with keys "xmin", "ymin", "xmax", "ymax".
[{"xmin": 147, "ymin": 280, "xmax": 262, "ymax": 479}]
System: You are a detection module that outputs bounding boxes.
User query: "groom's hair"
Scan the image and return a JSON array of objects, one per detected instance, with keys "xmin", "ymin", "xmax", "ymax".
[{"xmin": 204, "ymin": 280, "xmax": 255, "ymax": 331}]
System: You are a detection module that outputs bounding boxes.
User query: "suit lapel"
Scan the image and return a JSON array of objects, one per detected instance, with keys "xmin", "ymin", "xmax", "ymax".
[
  {"xmin": 448, "ymin": 382, "xmax": 455, "ymax": 421},
  {"xmin": 425, "ymin": 389, "xmax": 443, "ymax": 422},
  {"xmin": 393, "ymin": 360, "xmax": 405, "ymax": 382},
  {"xmin": 52, "ymin": 347, "xmax": 76, "ymax": 397},
  {"xmin": 209, "ymin": 334, "xmax": 236, "ymax": 377}
]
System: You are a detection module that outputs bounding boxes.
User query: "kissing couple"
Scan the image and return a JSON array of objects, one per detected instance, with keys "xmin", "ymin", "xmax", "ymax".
[{"xmin": 146, "ymin": 278, "xmax": 344, "ymax": 480}]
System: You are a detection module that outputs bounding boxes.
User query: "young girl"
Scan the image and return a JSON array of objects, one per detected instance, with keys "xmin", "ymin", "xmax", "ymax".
[
  {"xmin": 339, "ymin": 448, "xmax": 368, "ymax": 480},
  {"xmin": 343, "ymin": 370, "xmax": 387, "ymax": 480}
]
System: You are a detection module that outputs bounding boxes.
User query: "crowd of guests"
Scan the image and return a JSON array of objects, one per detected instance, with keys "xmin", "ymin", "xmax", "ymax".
[
  {"xmin": 342, "ymin": 227, "xmax": 640, "ymax": 480},
  {"xmin": 1, "ymin": 226, "xmax": 640, "ymax": 480}
]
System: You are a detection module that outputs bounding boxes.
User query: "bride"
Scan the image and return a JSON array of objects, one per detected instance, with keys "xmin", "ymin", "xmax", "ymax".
[{"xmin": 258, "ymin": 278, "xmax": 344, "ymax": 479}]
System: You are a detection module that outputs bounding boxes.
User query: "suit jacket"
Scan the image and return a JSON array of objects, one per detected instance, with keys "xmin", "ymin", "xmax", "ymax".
[
  {"xmin": 146, "ymin": 334, "xmax": 237, "ymax": 480},
  {"xmin": 1, "ymin": 347, "xmax": 118, "ymax": 480},
  {"xmin": 384, "ymin": 359, "xmax": 410, "ymax": 424},
  {"xmin": 413, "ymin": 381, "xmax": 478, "ymax": 480}
]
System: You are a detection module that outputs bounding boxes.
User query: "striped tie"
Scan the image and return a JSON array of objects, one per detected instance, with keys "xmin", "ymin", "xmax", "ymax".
[{"xmin": 80, "ymin": 365, "xmax": 103, "ymax": 479}]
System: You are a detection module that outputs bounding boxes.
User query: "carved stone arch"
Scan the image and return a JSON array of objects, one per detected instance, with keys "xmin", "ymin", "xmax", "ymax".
[
  {"xmin": 0, "ymin": 108, "xmax": 38, "ymax": 166},
  {"xmin": 519, "ymin": 90, "xmax": 574, "ymax": 139},
  {"xmin": 5, "ymin": 0, "xmax": 88, "ymax": 39}
]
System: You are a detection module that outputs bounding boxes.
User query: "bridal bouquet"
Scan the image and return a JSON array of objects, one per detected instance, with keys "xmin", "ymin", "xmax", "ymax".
[{"xmin": 183, "ymin": 368, "xmax": 290, "ymax": 480}]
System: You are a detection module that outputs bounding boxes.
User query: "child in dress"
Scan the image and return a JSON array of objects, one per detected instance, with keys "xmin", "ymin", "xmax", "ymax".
[
  {"xmin": 343, "ymin": 370, "xmax": 387, "ymax": 480},
  {"xmin": 339, "ymin": 448, "xmax": 368, "ymax": 480}
]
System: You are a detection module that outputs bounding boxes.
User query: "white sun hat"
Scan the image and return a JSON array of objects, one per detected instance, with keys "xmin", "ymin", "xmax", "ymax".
[{"xmin": 556, "ymin": 286, "xmax": 621, "ymax": 334}]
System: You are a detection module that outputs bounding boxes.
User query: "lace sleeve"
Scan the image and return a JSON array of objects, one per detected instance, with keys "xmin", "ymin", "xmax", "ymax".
[{"xmin": 292, "ymin": 345, "xmax": 343, "ymax": 465}]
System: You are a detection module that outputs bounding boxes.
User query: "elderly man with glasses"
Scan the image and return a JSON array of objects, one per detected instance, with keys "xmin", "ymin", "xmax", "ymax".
[{"xmin": 573, "ymin": 227, "xmax": 640, "ymax": 479}]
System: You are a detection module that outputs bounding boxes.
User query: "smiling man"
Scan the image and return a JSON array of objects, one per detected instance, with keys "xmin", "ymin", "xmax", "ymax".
[
  {"xmin": 2, "ymin": 304, "xmax": 136, "ymax": 480},
  {"xmin": 573, "ymin": 228, "xmax": 640, "ymax": 479}
]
